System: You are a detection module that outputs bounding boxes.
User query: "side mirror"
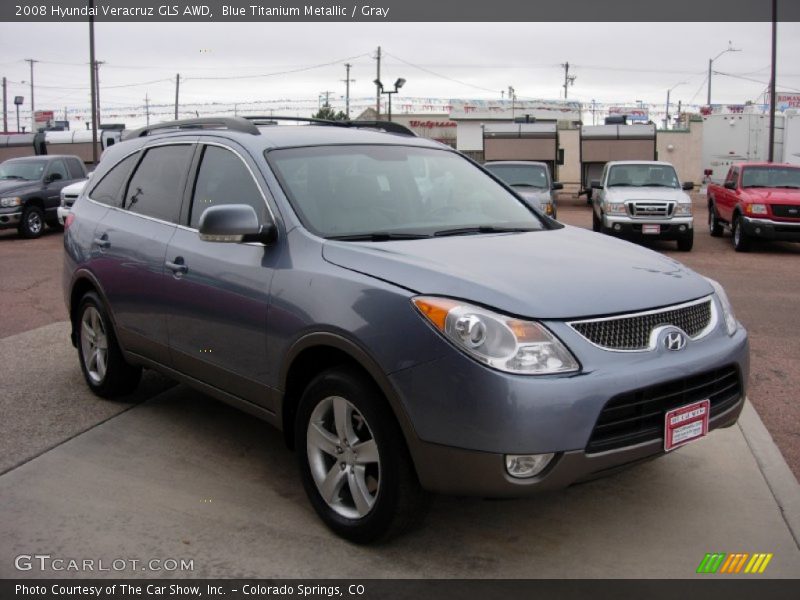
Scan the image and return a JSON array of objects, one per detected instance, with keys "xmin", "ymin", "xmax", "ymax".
[
  {"xmin": 198, "ymin": 204, "xmax": 277, "ymax": 245},
  {"xmin": 723, "ymin": 181, "xmax": 736, "ymax": 190},
  {"xmin": 682, "ymin": 181, "xmax": 694, "ymax": 191},
  {"xmin": 590, "ymin": 180, "xmax": 601, "ymax": 189},
  {"xmin": 45, "ymin": 172, "xmax": 63, "ymax": 183},
  {"xmin": 551, "ymin": 182, "xmax": 564, "ymax": 191}
]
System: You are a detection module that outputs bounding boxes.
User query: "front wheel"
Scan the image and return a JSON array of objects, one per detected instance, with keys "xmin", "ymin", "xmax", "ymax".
[
  {"xmin": 677, "ymin": 232, "xmax": 694, "ymax": 252},
  {"xmin": 76, "ymin": 292, "xmax": 142, "ymax": 398},
  {"xmin": 296, "ymin": 368, "xmax": 425, "ymax": 543},
  {"xmin": 19, "ymin": 206, "xmax": 45, "ymax": 238},
  {"xmin": 592, "ymin": 209, "xmax": 601, "ymax": 232},
  {"xmin": 732, "ymin": 215, "xmax": 751, "ymax": 252},
  {"xmin": 708, "ymin": 205, "xmax": 723, "ymax": 237}
]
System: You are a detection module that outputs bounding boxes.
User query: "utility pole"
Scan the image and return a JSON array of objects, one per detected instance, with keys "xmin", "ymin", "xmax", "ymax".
[
  {"xmin": 25, "ymin": 58, "xmax": 37, "ymax": 129},
  {"xmin": 2, "ymin": 77, "xmax": 6, "ymax": 133},
  {"xmin": 561, "ymin": 62, "xmax": 576, "ymax": 99},
  {"xmin": 374, "ymin": 46, "xmax": 381, "ymax": 116},
  {"xmin": 88, "ymin": 1, "xmax": 98, "ymax": 163},
  {"xmin": 94, "ymin": 60, "xmax": 104, "ymax": 127},
  {"xmin": 342, "ymin": 63, "xmax": 355, "ymax": 119},
  {"xmin": 768, "ymin": 0, "xmax": 777, "ymax": 162},
  {"xmin": 144, "ymin": 93, "xmax": 150, "ymax": 125},
  {"xmin": 174, "ymin": 73, "xmax": 180, "ymax": 120},
  {"xmin": 508, "ymin": 86, "xmax": 516, "ymax": 120}
]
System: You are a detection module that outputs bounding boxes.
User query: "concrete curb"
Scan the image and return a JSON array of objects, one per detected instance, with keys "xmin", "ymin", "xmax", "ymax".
[{"xmin": 739, "ymin": 398, "xmax": 800, "ymax": 549}]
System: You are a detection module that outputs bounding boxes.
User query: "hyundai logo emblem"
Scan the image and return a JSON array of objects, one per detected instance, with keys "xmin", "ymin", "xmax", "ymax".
[{"xmin": 664, "ymin": 330, "xmax": 688, "ymax": 351}]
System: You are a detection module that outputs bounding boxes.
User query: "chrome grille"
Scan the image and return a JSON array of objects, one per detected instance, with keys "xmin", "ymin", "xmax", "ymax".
[
  {"xmin": 628, "ymin": 201, "xmax": 674, "ymax": 218},
  {"xmin": 569, "ymin": 297, "xmax": 714, "ymax": 351},
  {"xmin": 771, "ymin": 204, "xmax": 800, "ymax": 219}
]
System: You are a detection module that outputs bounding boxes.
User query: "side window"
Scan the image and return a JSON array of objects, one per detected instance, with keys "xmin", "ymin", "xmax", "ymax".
[
  {"xmin": 125, "ymin": 144, "xmax": 194, "ymax": 223},
  {"xmin": 45, "ymin": 160, "xmax": 69, "ymax": 181},
  {"xmin": 66, "ymin": 158, "xmax": 85, "ymax": 180},
  {"xmin": 189, "ymin": 145, "xmax": 266, "ymax": 229},
  {"xmin": 88, "ymin": 153, "xmax": 139, "ymax": 208}
]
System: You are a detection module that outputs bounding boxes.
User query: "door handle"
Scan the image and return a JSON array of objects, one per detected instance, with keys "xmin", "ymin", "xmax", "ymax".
[
  {"xmin": 165, "ymin": 258, "xmax": 188, "ymax": 275},
  {"xmin": 93, "ymin": 235, "xmax": 110, "ymax": 249}
]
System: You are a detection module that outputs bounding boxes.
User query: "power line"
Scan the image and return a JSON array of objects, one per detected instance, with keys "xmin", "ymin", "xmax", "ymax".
[
  {"xmin": 383, "ymin": 51, "xmax": 501, "ymax": 94},
  {"xmin": 184, "ymin": 53, "xmax": 371, "ymax": 81}
]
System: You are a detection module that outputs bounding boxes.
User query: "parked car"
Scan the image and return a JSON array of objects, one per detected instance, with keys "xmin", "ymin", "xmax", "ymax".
[
  {"xmin": 0, "ymin": 155, "xmax": 88, "ymax": 238},
  {"xmin": 483, "ymin": 160, "xmax": 562, "ymax": 218},
  {"xmin": 707, "ymin": 162, "xmax": 800, "ymax": 251},
  {"xmin": 591, "ymin": 160, "xmax": 695, "ymax": 251},
  {"xmin": 57, "ymin": 177, "xmax": 90, "ymax": 226},
  {"xmin": 64, "ymin": 117, "xmax": 748, "ymax": 543}
]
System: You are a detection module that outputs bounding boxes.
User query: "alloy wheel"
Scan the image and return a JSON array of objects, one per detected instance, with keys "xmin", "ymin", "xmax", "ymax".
[{"xmin": 80, "ymin": 306, "xmax": 108, "ymax": 384}]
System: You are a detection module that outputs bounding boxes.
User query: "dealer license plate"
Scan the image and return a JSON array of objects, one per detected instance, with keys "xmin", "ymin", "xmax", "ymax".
[
  {"xmin": 664, "ymin": 399, "xmax": 710, "ymax": 452},
  {"xmin": 642, "ymin": 224, "xmax": 661, "ymax": 235}
]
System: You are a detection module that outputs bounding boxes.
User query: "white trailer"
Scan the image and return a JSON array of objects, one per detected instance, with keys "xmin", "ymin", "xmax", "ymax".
[
  {"xmin": 701, "ymin": 113, "xmax": 784, "ymax": 184},
  {"xmin": 783, "ymin": 110, "xmax": 800, "ymax": 166}
]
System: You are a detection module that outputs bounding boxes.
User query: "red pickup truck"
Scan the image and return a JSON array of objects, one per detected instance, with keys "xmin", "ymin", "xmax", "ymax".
[{"xmin": 707, "ymin": 162, "xmax": 800, "ymax": 251}]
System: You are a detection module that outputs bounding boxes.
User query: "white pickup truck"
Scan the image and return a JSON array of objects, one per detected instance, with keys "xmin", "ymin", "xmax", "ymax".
[{"xmin": 590, "ymin": 160, "xmax": 695, "ymax": 251}]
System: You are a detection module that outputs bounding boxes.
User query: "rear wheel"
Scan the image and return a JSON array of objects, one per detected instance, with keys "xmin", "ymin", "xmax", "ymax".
[
  {"xmin": 708, "ymin": 204, "xmax": 723, "ymax": 237},
  {"xmin": 77, "ymin": 292, "xmax": 142, "ymax": 398},
  {"xmin": 296, "ymin": 367, "xmax": 426, "ymax": 543},
  {"xmin": 18, "ymin": 206, "xmax": 44, "ymax": 238},
  {"xmin": 732, "ymin": 215, "xmax": 751, "ymax": 252}
]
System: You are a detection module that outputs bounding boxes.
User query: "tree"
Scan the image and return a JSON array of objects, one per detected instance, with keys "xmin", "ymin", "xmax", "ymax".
[{"xmin": 312, "ymin": 106, "xmax": 348, "ymax": 121}]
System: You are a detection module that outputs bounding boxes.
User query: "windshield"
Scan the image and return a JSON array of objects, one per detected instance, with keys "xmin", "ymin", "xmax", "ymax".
[
  {"xmin": 741, "ymin": 166, "xmax": 800, "ymax": 189},
  {"xmin": 267, "ymin": 145, "xmax": 545, "ymax": 239},
  {"xmin": 484, "ymin": 163, "xmax": 549, "ymax": 189},
  {"xmin": 607, "ymin": 164, "xmax": 679, "ymax": 188},
  {"xmin": 0, "ymin": 161, "xmax": 45, "ymax": 181}
]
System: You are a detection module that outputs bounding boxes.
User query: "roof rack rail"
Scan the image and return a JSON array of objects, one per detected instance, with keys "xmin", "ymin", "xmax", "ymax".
[
  {"xmin": 239, "ymin": 116, "xmax": 416, "ymax": 137},
  {"xmin": 123, "ymin": 117, "xmax": 260, "ymax": 140}
]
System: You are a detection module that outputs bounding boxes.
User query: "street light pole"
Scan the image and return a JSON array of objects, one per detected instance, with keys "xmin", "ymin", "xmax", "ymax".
[
  {"xmin": 707, "ymin": 42, "xmax": 741, "ymax": 106},
  {"xmin": 374, "ymin": 77, "xmax": 405, "ymax": 122},
  {"xmin": 768, "ymin": 0, "xmax": 777, "ymax": 162},
  {"xmin": 665, "ymin": 81, "xmax": 687, "ymax": 130}
]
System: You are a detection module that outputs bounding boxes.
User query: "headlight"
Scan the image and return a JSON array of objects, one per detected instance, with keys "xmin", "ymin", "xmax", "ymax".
[
  {"xmin": 413, "ymin": 297, "xmax": 580, "ymax": 375},
  {"xmin": 542, "ymin": 201, "xmax": 553, "ymax": 216},
  {"xmin": 674, "ymin": 203, "xmax": 693, "ymax": 216},
  {"xmin": 704, "ymin": 277, "xmax": 738, "ymax": 336},
  {"xmin": 747, "ymin": 203, "xmax": 767, "ymax": 215},
  {"xmin": 605, "ymin": 201, "xmax": 627, "ymax": 215},
  {"xmin": 0, "ymin": 196, "xmax": 22, "ymax": 208}
]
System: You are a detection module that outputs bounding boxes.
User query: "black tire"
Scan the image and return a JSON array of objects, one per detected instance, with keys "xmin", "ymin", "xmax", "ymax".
[
  {"xmin": 732, "ymin": 214, "xmax": 751, "ymax": 252},
  {"xmin": 18, "ymin": 205, "xmax": 45, "ymax": 239},
  {"xmin": 296, "ymin": 367, "xmax": 426, "ymax": 543},
  {"xmin": 592, "ymin": 209, "xmax": 601, "ymax": 232},
  {"xmin": 47, "ymin": 219, "xmax": 64, "ymax": 232},
  {"xmin": 708, "ymin": 204, "xmax": 723, "ymax": 237},
  {"xmin": 677, "ymin": 232, "xmax": 694, "ymax": 252},
  {"xmin": 76, "ymin": 291, "xmax": 142, "ymax": 398}
]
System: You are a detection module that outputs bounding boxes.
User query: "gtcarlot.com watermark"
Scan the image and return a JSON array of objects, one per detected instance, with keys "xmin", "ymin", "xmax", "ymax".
[{"xmin": 14, "ymin": 554, "xmax": 194, "ymax": 573}]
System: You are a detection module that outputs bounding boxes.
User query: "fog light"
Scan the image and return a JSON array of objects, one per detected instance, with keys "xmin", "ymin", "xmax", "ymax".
[
  {"xmin": 755, "ymin": 227, "xmax": 761, "ymax": 234},
  {"xmin": 679, "ymin": 225, "xmax": 686, "ymax": 232},
  {"xmin": 614, "ymin": 223, "xmax": 622, "ymax": 231},
  {"xmin": 505, "ymin": 453, "xmax": 554, "ymax": 478}
]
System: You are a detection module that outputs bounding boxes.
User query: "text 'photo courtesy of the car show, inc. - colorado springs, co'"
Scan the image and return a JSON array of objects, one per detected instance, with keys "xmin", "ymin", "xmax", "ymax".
[{"xmin": 1, "ymin": 1, "xmax": 800, "ymax": 600}]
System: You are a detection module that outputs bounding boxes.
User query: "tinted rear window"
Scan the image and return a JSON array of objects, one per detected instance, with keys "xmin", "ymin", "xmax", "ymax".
[
  {"xmin": 125, "ymin": 145, "xmax": 194, "ymax": 223},
  {"xmin": 88, "ymin": 153, "xmax": 139, "ymax": 208}
]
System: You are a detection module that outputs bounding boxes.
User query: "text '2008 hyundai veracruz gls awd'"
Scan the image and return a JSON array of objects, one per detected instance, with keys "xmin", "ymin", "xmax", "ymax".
[{"xmin": 63, "ymin": 117, "xmax": 748, "ymax": 543}]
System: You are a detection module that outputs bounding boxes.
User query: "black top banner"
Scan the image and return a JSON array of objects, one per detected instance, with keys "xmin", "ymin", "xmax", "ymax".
[{"xmin": 3, "ymin": 0, "xmax": 800, "ymax": 22}]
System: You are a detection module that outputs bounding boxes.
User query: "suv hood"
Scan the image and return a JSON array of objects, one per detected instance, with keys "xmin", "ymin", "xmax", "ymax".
[
  {"xmin": 605, "ymin": 187, "xmax": 690, "ymax": 203},
  {"xmin": 0, "ymin": 180, "xmax": 36, "ymax": 195},
  {"xmin": 322, "ymin": 226, "xmax": 712, "ymax": 319}
]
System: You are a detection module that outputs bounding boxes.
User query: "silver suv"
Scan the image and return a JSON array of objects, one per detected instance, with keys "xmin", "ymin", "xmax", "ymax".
[
  {"xmin": 591, "ymin": 161, "xmax": 695, "ymax": 251},
  {"xmin": 64, "ymin": 117, "xmax": 748, "ymax": 542}
]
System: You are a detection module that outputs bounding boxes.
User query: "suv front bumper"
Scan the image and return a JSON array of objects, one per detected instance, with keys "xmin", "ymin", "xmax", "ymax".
[{"xmin": 0, "ymin": 209, "xmax": 22, "ymax": 229}]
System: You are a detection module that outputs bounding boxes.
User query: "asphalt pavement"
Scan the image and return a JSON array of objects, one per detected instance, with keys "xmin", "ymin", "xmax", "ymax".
[{"xmin": 1, "ymin": 322, "xmax": 799, "ymax": 578}]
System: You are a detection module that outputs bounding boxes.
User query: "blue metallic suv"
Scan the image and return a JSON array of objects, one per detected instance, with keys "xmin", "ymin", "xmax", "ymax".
[{"xmin": 63, "ymin": 117, "xmax": 749, "ymax": 542}]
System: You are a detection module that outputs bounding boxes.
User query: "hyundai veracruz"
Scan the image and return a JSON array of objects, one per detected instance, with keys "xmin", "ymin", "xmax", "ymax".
[{"xmin": 63, "ymin": 117, "xmax": 749, "ymax": 542}]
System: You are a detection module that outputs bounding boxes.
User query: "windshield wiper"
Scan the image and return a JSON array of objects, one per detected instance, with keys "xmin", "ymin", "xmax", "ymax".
[
  {"xmin": 0, "ymin": 175, "xmax": 25, "ymax": 180},
  {"xmin": 641, "ymin": 183, "xmax": 675, "ymax": 187},
  {"xmin": 770, "ymin": 185, "xmax": 800, "ymax": 189},
  {"xmin": 608, "ymin": 183, "xmax": 633, "ymax": 187},
  {"xmin": 328, "ymin": 232, "xmax": 431, "ymax": 242},
  {"xmin": 433, "ymin": 225, "xmax": 537, "ymax": 237}
]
